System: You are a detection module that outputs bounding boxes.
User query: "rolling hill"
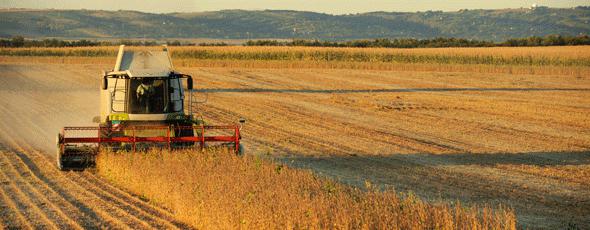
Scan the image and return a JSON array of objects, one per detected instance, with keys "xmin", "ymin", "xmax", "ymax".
[{"xmin": 0, "ymin": 7, "xmax": 589, "ymax": 41}]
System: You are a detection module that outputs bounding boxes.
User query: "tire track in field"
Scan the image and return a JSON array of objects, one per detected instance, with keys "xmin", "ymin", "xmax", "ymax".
[
  {"xmin": 0, "ymin": 151, "xmax": 81, "ymax": 229},
  {"xmin": 0, "ymin": 143, "xmax": 108, "ymax": 228},
  {"xmin": 192, "ymin": 70, "xmax": 476, "ymax": 153},
  {"xmin": 195, "ymin": 67, "xmax": 590, "ymax": 154},
  {"xmin": 0, "ymin": 155, "xmax": 57, "ymax": 229},
  {"xmin": 11, "ymin": 142, "xmax": 189, "ymax": 229},
  {"xmin": 0, "ymin": 170, "xmax": 34, "ymax": 229},
  {"xmin": 8, "ymin": 142, "xmax": 190, "ymax": 229},
  {"xmin": 0, "ymin": 132, "xmax": 119, "ymax": 229},
  {"xmin": 79, "ymin": 171, "xmax": 192, "ymax": 229},
  {"xmin": 0, "ymin": 143, "xmax": 130, "ymax": 228},
  {"xmin": 65, "ymin": 169, "xmax": 184, "ymax": 229},
  {"xmin": 203, "ymin": 95, "xmax": 462, "ymax": 155}
]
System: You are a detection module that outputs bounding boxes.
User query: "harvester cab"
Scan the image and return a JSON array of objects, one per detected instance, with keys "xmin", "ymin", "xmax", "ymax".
[{"xmin": 56, "ymin": 45, "xmax": 243, "ymax": 170}]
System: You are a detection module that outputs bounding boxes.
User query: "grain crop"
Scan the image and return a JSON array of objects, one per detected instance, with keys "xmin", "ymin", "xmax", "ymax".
[
  {"xmin": 2, "ymin": 46, "xmax": 589, "ymax": 76},
  {"xmin": 1, "ymin": 46, "xmax": 589, "ymax": 66},
  {"xmin": 97, "ymin": 148, "xmax": 516, "ymax": 229}
]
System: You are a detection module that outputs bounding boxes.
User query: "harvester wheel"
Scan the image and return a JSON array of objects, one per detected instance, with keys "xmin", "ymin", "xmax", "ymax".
[
  {"xmin": 56, "ymin": 133, "xmax": 64, "ymax": 170},
  {"xmin": 56, "ymin": 151, "xmax": 64, "ymax": 170},
  {"xmin": 237, "ymin": 143, "xmax": 245, "ymax": 156}
]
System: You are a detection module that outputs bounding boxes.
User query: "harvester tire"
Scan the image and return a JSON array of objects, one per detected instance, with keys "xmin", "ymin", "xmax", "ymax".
[
  {"xmin": 237, "ymin": 143, "xmax": 245, "ymax": 156},
  {"xmin": 56, "ymin": 133, "xmax": 64, "ymax": 170},
  {"xmin": 56, "ymin": 152, "xmax": 64, "ymax": 170}
]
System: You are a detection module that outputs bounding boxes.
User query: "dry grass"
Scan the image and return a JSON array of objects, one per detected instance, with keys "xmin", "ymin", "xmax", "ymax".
[{"xmin": 96, "ymin": 148, "xmax": 516, "ymax": 229}]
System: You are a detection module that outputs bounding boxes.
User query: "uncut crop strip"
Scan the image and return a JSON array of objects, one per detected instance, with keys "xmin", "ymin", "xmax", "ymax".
[
  {"xmin": 97, "ymin": 149, "xmax": 517, "ymax": 229},
  {"xmin": 1, "ymin": 46, "xmax": 589, "ymax": 67},
  {"xmin": 171, "ymin": 48, "xmax": 590, "ymax": 67}
]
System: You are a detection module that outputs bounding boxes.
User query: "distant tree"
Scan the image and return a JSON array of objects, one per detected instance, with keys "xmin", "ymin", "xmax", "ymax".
[
  {"xmin": 166, "ymin": 40, "xmax": 182, "ymax": 46},
  {"xmin": 11, "ymin": 36, "xmax": 25, "ymax": 47},
  {"xmin": 198, "ymin": 42, "xmax": 228, "ymax": 46},
  {"xmin": 543, "ymin": 35, "xmax": 565, "ymax": 46}
]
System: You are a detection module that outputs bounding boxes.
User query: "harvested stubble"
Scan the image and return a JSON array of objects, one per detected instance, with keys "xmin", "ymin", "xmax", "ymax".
[{"xmin": 97, "ymin": 149, "xmax": 516, "ymax": 229}]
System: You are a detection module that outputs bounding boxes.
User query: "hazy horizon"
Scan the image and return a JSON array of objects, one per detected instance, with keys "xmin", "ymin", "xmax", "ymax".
[{"xmin": 0, "ymin": 0, "xmax": 586, "ymax": 14}]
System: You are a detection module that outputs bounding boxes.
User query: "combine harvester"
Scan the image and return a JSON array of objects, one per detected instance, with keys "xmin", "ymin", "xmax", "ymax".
[{"xmin": 56, "ymin": 45, "xmax": 244, "ymax": 170}]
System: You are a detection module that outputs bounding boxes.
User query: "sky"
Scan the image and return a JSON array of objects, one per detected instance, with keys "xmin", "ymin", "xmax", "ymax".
[{"xmin": 0, "ymin": 0, "xmax": 587, "ymax": 14}]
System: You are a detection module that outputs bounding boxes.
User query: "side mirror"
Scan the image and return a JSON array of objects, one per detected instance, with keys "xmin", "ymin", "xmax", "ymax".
[
  {"xmin": 238, "ymin": 118, "xmax": 246, "ymax": 131},
  {"xmin": 101, "ymin": 76, "xmax": 108, "ymax": 90},
  {"xmin": 187, "ymin": 76, "xmax": 193, "ymax": 90}
]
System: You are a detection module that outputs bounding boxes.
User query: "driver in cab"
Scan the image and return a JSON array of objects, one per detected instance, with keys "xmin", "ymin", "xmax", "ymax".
[{"xmin": 136, "ymin": 78, "xmax": 156, "ymax": 113}]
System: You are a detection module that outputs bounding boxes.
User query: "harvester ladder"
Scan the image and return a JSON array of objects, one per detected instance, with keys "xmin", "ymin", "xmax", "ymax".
[
  {"xmin": 188, "ymin": 89, "xmax": 206, "ymax": 115},
  {"xmin": 187, "ymin": 89, "xmax": 195, "ymax": 115},
  {"xmin": 112, "ymin": 88, "xmax": 127, "ymax": 112}
]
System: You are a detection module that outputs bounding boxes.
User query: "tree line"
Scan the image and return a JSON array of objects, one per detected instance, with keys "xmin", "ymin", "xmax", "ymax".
[
  {"xmin": 245, "ymin": 35, "xmax": 590, "ymax": 48},
  {"xmin": 0, "ymin": 37, "xmax": 198, "ymax": 47},
  {"xmin": 1, "ymin": 35, "xmax": 589, "ymax": 48}
]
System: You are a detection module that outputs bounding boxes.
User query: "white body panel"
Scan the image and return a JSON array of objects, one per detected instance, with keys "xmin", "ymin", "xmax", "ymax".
[{"xmin": 100, "ymin": 45, "xmax": 185, "ymax": 123}]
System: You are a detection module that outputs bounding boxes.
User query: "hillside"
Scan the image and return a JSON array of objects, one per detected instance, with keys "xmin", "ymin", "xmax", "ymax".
[{"xmin": 0, "ymin": 7, "xmax": 589, "ymax": 41}]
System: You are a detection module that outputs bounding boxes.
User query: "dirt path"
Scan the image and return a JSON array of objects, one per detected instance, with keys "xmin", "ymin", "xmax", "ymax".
[
  {"xmin": 0, "ymin": 62, "xmax": 588, "ymax": 229},
  {"xmin": 0, "ymin": 63, "xmax": 191, "ymax": 229}
]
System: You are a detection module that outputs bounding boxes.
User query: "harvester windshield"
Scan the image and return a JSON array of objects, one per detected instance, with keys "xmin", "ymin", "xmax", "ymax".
[{"xmin": 131, "ymin": 78, "xmax": 167, "ymax": 114}]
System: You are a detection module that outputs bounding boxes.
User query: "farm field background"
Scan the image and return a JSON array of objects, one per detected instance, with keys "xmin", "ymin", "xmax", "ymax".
[
  {"xmin": 2, "ymin": 45, "xmax": 590, "ymax": 77},
  {"xmin": 0, "ymin": 46, "xmax": 589, "ymax": 228}
]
